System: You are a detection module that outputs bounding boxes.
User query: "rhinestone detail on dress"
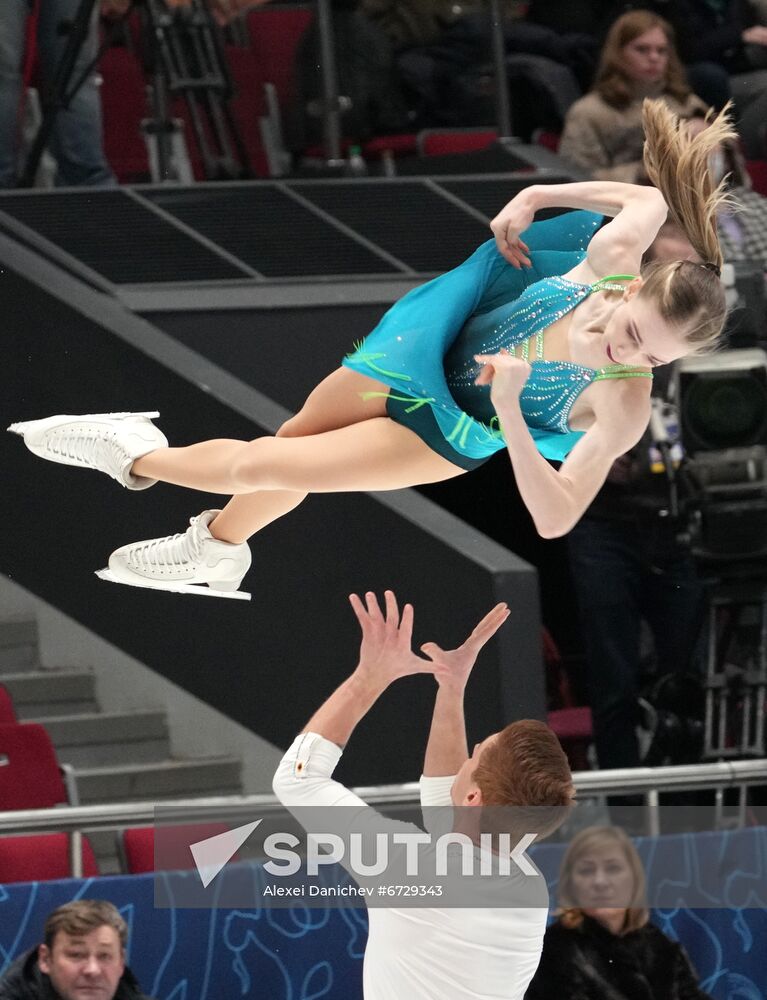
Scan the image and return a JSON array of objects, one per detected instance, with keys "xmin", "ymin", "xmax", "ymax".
[{"xmin": 445, "ymin": 275, "xmax": 649, "ymax": 435}]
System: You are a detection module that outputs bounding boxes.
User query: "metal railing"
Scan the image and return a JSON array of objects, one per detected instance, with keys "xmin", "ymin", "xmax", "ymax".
[{"xmin": 2, "ymin": 759, "xmax": 766, "ymax": 877}]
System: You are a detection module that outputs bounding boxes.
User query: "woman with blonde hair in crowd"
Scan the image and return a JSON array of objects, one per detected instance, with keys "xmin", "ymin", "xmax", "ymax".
[
  {"xmin": 524, "ymin": 826, "xmax": 713, "ymax": 1000},
  {"xmin": 559, "ymin": 10, "xmax": 707, "ymax": 182}
]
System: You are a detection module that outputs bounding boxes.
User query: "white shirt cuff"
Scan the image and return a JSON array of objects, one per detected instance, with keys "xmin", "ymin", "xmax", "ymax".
[
  {"xmin": 419, "ymin": 773, "xmax": 457, "ymax": 806},
  {"xmin": 283, "ymin": 731, "xmax": 343, "ymax": 780}
]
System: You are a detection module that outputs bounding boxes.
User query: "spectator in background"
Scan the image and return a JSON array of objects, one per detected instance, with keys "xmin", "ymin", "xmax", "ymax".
[
  {"xmin": 359, "ymin": 0, "xmax": 583, "ymax": 135},
  {"xmin": 530, "ymin": 1, "xmax": 732, "ymax": 109},
  {"xmin": 524, "ymin": 826, "xmax": 714, "ymax": 1000},
  {"xmin": 0, "ymin": 0, "xmax": 117, "ymax": 187},
  {"xmin": 0, "ymin": 899, "xmax": 155, "ymax": 1000},
  {"xmin": 558, "ymin": 10, "xmax": 706, "ymax": 182}
]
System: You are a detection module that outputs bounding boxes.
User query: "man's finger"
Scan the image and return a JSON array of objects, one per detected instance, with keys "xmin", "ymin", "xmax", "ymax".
[
  {"xmin": 384, "ymin": 589, "xmax": 399, "ymax": 628},
  {"xmin": 349, "ymin": 593, "xmax": 370, "ymax": 629},
  {"xmin": 365, "ymin": 591, "xmax": 385, "ymax": 625},
  {"xmin": 476, "ymin": 604, "xmax": 509, "ymax": 631},
  {"xmin": 420, "ymin": 641, "xmax": 445, "ymax": 661},
  {"xmin": 468, "ymin": 605, "xmax": 510, "ymax": 646},
  {"xmin": 399, "ymin": 601, "xmax": 414, "ymax": 645}
]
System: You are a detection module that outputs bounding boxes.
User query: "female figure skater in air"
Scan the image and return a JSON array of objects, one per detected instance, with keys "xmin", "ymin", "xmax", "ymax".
[{"xmin": 10, "ymin": 101, "xmax": 734, "ymax": 600}]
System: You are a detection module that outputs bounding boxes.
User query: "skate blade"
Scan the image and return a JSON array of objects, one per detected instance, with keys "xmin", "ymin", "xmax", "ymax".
[
  {"xmin": 95, "ymin": 568, "xmax": 251, "ymax": 601},
  {"xmin": 8, "ymin": 411, "xmax": 161, "ymax": 435}
]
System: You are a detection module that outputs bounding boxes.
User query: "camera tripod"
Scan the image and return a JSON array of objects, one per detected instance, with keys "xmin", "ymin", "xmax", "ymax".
[
  {"xmin": 138, "ymin": 0, "xmax": 251, "ymax": 181},
  {"xmin": 692, "ymin": 568, "xmax": 767, "ymax": 826},
  {"xmin": 701, "ymin": 571, "xmax": 767, "ymax": 762}
]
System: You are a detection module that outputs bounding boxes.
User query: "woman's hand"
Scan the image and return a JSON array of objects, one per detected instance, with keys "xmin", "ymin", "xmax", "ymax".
[
  {"xmin": 490, "ymin": 191, "xmax": 535, "ymax": 267},
  {"xmin": 474, "ymin": 350, "xmax": 532, "ymax": 404}
]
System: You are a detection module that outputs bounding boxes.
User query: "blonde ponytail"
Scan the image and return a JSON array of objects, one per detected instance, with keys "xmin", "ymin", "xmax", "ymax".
[
  {"xmin": 642, "ymin": 98, "xmax": 736, "ymax": 270},
  {"xmin": 639, "ymin": 99, "xmax": 736, "ymax": 352}
]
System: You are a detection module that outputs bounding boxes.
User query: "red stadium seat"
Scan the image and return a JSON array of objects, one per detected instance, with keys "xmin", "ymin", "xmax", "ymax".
[
  {"xmin": 547, "ymin": 706, "xmax": 593, "ymax": 746},
  {"xmin": 99, "ymin": 46, "xmax": 150, "ymax": 182},
  {"xmin": 0, "ymin": 835, "xmax": 99, "ymax": 884},
  {"xmin": 363, "ymin": 133, "xmax": 418, "ymax": 160},
  {"xmin": 532, "ymin": 129, "xmax": 561, "ymax": 153},
  {"xmin": 0, "ymin": 722, "xmax": 71, "ymax": 810},
  {"xmin": 120, "ymin": 827, "xmax": 155, "ymax": 874},
  {"xmin": 246, "ymin": 6, "xmax": 313, "ymax": 115},
  {"xmin": 0, "ymin": 685, "xmax": 17, "ymax": 724},
  {"xmin": 0, "ymin": 722, "xmax": 98, "ymax": 881},
  {"xmin": 745, "ymin": 159, "xmax": 767, "ymax": 197},
  {"xmin": 121, "ymin": 823, "xmax": 233, "ymax": 875},
  {"xmin": 417, "ymin": 128, "xmax": 498, "ymax": 157},
  {"xmin": 542, "ymin": 629, "xmax": 593, "ymax": 771}
]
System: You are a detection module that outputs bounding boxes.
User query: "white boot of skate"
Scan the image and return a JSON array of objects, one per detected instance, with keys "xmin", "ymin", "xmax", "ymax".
[
  {"xmin": 95, "ymin": 510, "xmax": 252, "ymax": 600},
  {"xmin": 8, "ymin": 412, "xmax": 168, "ymax": 490}
]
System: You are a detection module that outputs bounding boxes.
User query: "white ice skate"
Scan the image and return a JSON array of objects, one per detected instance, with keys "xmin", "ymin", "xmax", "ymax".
[
  {"xmin": 7, "ymin": 411, "xmax": 168, "ymax": 490},
  {"xmin": 95, "ymin": 510, "xmax": 252, "ymax": 600}
]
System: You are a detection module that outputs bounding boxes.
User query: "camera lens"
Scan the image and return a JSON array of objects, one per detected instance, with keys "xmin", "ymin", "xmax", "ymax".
[{"xmin": 683, "ymin": 373, "xmax": 767, "ymax": 451}]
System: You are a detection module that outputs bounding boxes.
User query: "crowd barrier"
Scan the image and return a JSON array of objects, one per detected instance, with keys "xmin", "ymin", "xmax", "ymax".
[{"xmin": 1, "ymin": 827, "xmax": 765, "ymax": 999}]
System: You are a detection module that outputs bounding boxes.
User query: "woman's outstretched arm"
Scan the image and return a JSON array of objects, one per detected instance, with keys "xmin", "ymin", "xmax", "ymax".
[
  {"xmin": 476, "ymin": 352, "xmax": 649, "ymax": 538},
  {"xmin": 491, "ymin": 181, "xmax": 668, "ymax": 272}
]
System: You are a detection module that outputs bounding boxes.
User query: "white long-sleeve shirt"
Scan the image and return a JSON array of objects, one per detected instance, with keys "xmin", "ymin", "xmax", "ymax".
[{"xmin": 272, "ymin": 732, "xmax": 549, "ymax": 1000}]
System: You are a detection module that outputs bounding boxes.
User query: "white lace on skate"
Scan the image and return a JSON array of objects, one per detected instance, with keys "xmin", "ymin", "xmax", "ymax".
[
  {"xmin": 8, "ymin": 411, "xmax": 166, "ymax": 490},
  {"xmin": 96, "ymin": 511, "xmax": 252, "ymax": 600},
  {"xmin": 126, "ymin": 518, "xmax": 207, "ymax": 576},
  {"xmin": 44, "ymin": 426, "xmax": 133, "ymax": 484}
]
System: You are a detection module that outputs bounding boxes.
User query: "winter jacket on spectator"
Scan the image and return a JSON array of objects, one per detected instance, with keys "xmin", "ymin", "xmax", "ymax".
[
  {"xmin": 524, "ymin": 915, "xmax": 713, "ymax": 1000},
  {"xmin": 0, "ymin": 948, "xmax": 154, "ymax": 1000},
  {"xmin": 559, "ymin": 88, "xmax": 704, "ymax": 181}
]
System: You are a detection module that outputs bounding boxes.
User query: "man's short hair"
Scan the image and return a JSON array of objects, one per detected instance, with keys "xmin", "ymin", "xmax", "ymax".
[
  {"xmin": 43, "ymin": 900, "xmax": 128, "ymax": 952},
  {"xmin": 473, "ymin": 720, "xmax": 574, "ymax": 839}
]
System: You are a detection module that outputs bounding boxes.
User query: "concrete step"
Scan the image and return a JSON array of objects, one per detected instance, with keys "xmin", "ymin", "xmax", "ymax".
[
  {"xmin": 37, "ymin": 711, "xmax": 170, "ymax": 768},
  {"xmin": 2, "ymin": 670, "xmax": 99, "ymax": 718},
  {"xmin": 0, "ymin": 619, "xmax": 39, "ymax": 673},
  {"xmin": 74, "ymin": 757, "xmax": 242, "ymax": 804}
]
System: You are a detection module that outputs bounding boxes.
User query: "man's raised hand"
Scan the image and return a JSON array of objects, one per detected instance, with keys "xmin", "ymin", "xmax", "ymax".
[
  {"xmin": 420, "ymin": 603, "xmax": 510, "ymax": 693},
  {"xmin": 350, "ymin": 590, "xmax": 443, "ymax": 688}
]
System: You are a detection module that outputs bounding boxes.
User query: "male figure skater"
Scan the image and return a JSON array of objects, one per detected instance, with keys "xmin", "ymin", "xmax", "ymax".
[{"xmin": 272, "ymin": 591, "xmax": 574, "ymax": 999}]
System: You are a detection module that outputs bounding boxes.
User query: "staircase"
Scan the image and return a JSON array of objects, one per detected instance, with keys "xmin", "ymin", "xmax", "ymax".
[{"xmin": 0, "ymin": 616, "xmax": 243, "ymax": 874}]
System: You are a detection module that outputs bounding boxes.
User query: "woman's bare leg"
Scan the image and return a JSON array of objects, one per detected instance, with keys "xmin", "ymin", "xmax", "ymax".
[
  {"xmin": 132, "ymin": 369, "xmax": 389, "ymax": 488},
  {"xmin": 146, "ymin": 416, "xmax": 463, "ymax": 514},
  {"xmin": 212, "ymin": 489, "xmax": 307, "ymax": 544},
  {"xmin": 131, "ymin": 367, "xmax": 464, "ymax": 543},
  {"xmin": 136, "ymin": 414, "xmax": 464, "ymax": 543}
]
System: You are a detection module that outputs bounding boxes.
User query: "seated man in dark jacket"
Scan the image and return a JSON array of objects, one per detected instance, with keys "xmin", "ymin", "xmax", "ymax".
[{"xmin": 0, "ymin": 899, "xmax": 154, "ymax": 1000}]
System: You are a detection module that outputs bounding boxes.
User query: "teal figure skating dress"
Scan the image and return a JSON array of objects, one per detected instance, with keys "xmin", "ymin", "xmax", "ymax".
[{"xmin": 342, "ymin": 210, "xmax": 652, "ymax": 470}]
